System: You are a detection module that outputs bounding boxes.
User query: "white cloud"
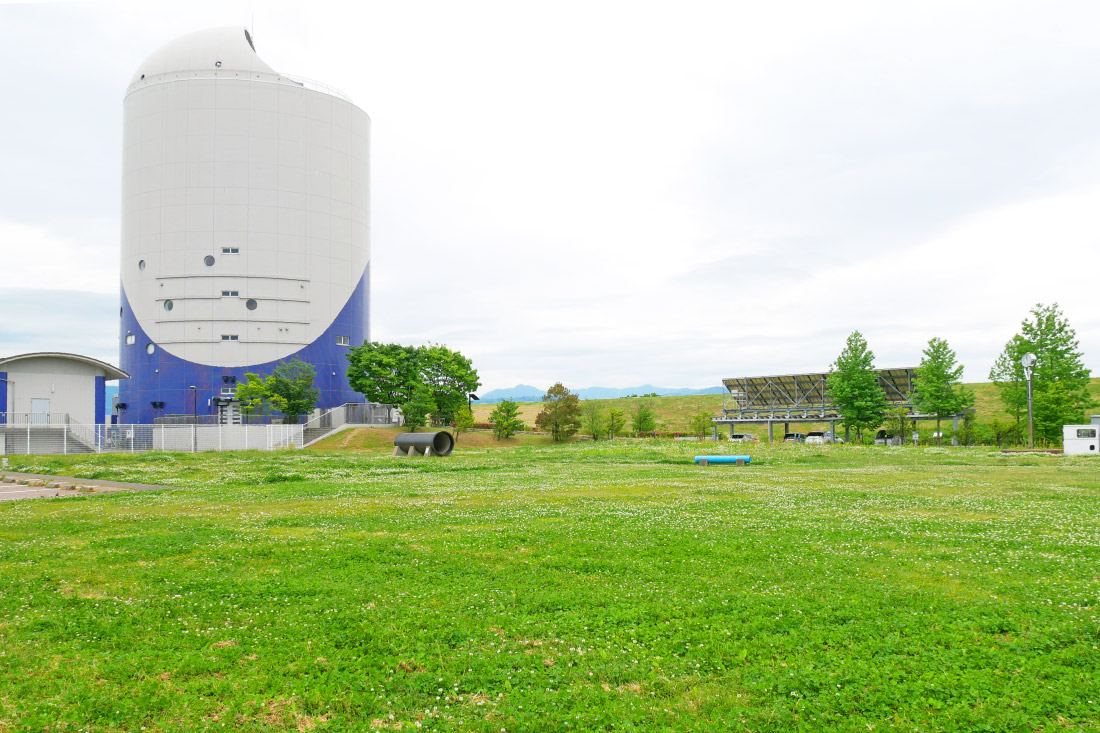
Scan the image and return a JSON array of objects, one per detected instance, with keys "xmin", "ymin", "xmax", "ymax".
[
  {"xmin": 0, "ymin": 219, "xmax": 117, "ymax": 294},
  {"xmin": 3, "ymin": 1, "xmax": 1100, "ymax": 390}
]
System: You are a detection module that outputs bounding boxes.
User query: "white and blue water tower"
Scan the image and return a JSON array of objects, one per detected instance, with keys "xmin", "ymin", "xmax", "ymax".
[{"xmin": 117, "ymin": 28, "xmax": 370, "ymax": 424}]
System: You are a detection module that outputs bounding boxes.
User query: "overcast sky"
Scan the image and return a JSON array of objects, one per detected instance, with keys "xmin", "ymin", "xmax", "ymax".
[{"xmin": 2, "ymin": 0, "xmax": 1099, "ymax": 392}]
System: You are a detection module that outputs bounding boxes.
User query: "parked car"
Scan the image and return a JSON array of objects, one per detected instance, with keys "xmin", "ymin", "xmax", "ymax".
[
  {"xmin": 805, "ymin": 431, "xmax": 827, "ymax": 444},
  {"xmin": 729, "ymin": 433, "xmax": 759, "ymax": 443},
  {"xmin": 783, "ymin": 432, "xmax": 806, "ymax": 443},
  {"xmin": 874, "ymin": 430, "xmax": 899, "ymax": 446}
]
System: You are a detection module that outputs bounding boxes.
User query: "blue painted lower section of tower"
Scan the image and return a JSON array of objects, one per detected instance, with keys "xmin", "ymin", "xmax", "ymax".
[
  {"xmin": 95, "ymin": 377, "xmax": 106, "ymax": 425},
  {"xmin": 117, "ymin": 266, "xmax": 369, "ymax": 425}
]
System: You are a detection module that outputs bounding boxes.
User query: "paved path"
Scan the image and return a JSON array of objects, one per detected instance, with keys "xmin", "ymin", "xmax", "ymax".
[{"xmin": 0, "ymin": 472, "xmax": 180, "ymax": 501}]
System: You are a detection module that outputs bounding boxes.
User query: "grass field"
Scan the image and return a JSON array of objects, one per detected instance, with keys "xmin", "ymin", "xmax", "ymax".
[
  {"xmin": 471, "ymin": 379, "xmax": 1100, "ymax": 436},
  {"xmin": 2, "ymin": 441, "xmax": 1099, "ymax": 731}
]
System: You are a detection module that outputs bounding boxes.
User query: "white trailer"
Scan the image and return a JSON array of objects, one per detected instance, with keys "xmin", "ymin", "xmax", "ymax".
[{"xmin": 1063, "ymin": 425, "xmax": 1099, "ymax": 455}]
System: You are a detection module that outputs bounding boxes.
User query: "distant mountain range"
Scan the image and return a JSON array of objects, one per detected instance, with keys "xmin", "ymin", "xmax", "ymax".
[{"xmin": 475, "ymin": 384, "xmax": 725, "ymax": 403}]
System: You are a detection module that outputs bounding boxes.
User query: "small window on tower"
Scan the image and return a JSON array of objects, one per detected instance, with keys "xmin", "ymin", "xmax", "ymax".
[
  {"xmin": 146, "ymin": 343, "xmax": 156, "ymax": 355},
  {"xmin": 164, "ymin": 300, "xmax": 173, "ymax": 311},
  {"xmin": 221, "ymin": 290, "xmax": 239, "ymax": 297},
  {"xmin": 221, "ymin": 334, "xmax": 239, "ymax": 341},
  {"xmin": 246, "ymin": 299, "xmax": 258, "ymax": 310},
  {"xmin": 221, "ymin": 247, "xmax": 240, "ymax": 254},
  {"xmin": 138, "ymin": 260, "xmax": 146, "ymax": 271},
  {"xmin": 336, "ymin": 335, "xmax": 350, "ymax": 346},
  {"xmin": 204, "ymin": 255, "xmax": 216, "ymax": 267},
  {"xmin": 125, "ymin": 334, "xmax": 135, "ymax": 346}
]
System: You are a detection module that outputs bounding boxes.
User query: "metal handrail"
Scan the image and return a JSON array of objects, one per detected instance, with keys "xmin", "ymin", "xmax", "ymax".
[{"xmin": 0, "ymin": 412, "xmax": 71, "ymax": 427}]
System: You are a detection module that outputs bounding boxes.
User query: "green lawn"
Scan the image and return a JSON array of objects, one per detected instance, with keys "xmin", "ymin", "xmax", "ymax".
[{"xmin": 1, "ymin": 442, "xmax": 1098, "ymax": 731}]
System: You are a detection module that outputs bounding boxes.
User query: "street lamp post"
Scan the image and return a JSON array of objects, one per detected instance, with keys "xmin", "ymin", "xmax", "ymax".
[
  {"xmin": 189, "ymin": 385, "xmax": 197, "ymax": 453},
  {"xmin": 1021, "ymin": 354, "xmax": 1036, "ymax": 449}
]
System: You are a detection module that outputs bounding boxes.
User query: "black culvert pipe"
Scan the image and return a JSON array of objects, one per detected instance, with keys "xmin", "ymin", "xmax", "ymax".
[{"xmin": 394, "ymin": 431, "xmax": 455, "ymax": 456}]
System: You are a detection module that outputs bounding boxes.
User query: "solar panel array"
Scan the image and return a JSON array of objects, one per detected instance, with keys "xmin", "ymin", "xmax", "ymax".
[{"xmin": 721, "ymin": 368, "xmax": 917, "ymax": 413}]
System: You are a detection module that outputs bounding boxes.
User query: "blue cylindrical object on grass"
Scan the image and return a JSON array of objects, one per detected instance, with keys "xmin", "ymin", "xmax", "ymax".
[{"xmin": 694, "ymin": 455, "xmax": 751, "ymax": 464}]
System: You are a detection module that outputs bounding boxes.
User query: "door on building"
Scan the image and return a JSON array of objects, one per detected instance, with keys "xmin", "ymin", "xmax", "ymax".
[
  {"xmin": 30, "ymin": 398, "xmax": 50, "ymax": 425},
  {"xmin": 217, "ymin": 400, "xmax": 242, "ymax": 426}
]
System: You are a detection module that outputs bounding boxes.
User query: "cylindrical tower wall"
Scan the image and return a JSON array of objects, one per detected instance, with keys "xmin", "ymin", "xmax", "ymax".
[{"xmin": 117, "ymin": 28, "xmax": 370, "ymax": 424}]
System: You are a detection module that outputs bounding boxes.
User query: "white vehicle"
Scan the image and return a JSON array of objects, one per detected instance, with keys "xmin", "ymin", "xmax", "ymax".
[
  {"xmin": 805, "ymin": 431, "xmax": 828, "ymax": 444},
  {"xmin": 728, "ymin": 433, "xmax": 759, "ymax": 443}
]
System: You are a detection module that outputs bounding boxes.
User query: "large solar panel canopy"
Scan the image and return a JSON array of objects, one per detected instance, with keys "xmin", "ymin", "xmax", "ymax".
[{"xmin": 718, "ymin": 368, "xmax": 918, "ymax": 420}]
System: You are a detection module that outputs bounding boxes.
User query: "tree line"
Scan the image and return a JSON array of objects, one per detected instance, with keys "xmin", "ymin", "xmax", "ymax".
[
  {"xmin": 487, "ymin": 384, "xmax": 663, "ymax": 441},
  {"xmin": 228, "ymin": 303, "xmax": 1091, "ymax": 448},
  {"xmin": 828, "ymin": 303, "xmax": 1093, "ymax": 445}
]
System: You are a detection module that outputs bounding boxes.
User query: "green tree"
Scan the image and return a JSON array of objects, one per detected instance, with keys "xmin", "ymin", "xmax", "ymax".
[
  {"xmin": 955, "ymin": 413, "xmax": 990, "ymax": 447},
  {"xmin": 631, "ymin": 400, "xmax": 657, "ymax": 436},
  {"xmin": 452, "ymin": 404, "xmax": 475, "ymax": 435},
  {"xmin": 236, "ymin": 373, "xmax": 288, "ymax": 419},
  {"xmin": 883, "ymin": 406, "xmax": 910, "ymax": 445},
  {"xmin": 488, "ymin": 399, "xmax": 523, "ymax": 440},
  {"xmin": 827, "ymin": 331, "xmax": 888, "ymax": 442},
  {"xmin": 535, "ymin": 383, "xmax": 582, "ymax": 442},
  {"xmin": 346, "ymin": 342, "xmax": 480, "ymax": 426},
  {"xmin": 419, "ymin": 344, "xmax": 480, "ymax": 424},
  {"xmin": 989, "ymin": 417, "xmax": 1021, "ymax": 448},
  {"xmin": 581, "ymin": 401, "xmax": 606, "ymax": 441},
  {"xmin": 235, "ymin": 358, "xmax": 319, "ymax": 423},
  {"xmin": 688, "ymin": 411, "xmax": 713, "ymax": 438},
  {"xmin": 401, "ymin": 383, "xmax": 437, "ymax": 431},
  {"xmin": 346, "ymin": 342, "xmax": 421, "ymax": 405},
  {"xmin": 270, "ymin": 359, "xmax": 321, "ymax": 422},
  {"xmin": 914, "ymin": 337, "xmax": 975, "ymax": 443},
  {"xmin": 990, "ymin": 303, "xmax": 1094, "ymax": 443},
  {"xmin": 606, "ymin": 408, "xmax": 626, "ymax": 439},
  {"xmin": 989, "ymin": 335, "xmax": 1029, "ymax": 434}
]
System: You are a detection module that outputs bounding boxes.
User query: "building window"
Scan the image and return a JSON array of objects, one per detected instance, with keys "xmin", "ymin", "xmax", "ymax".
[
  {"xmin": 138, "ymin": 259, "xmax": 146, "ymax": 271},
  {"xmin": 336, "ymin": 335, "xmax": 350, "ymax": 346},
  {"xmin": 221, "ymin": 247, "xmax": 240, "ymax": 254},
  {"xmin": 125, "ymin": 334, "xmax": 135, "ymax": 345},
  {"xmin": 146, "ymin": 343, "xmax": 156, "ymax": 355},
  {"xmin": 220, "ymin": 386, "xmax": 236, "ymax": 396},
  {"xmin": 221, "ymin": 290, "xmax": 239, "ymax": 297},
  {"xmin": 221, "ymin": 334, "xmax": 239, "ymax": 341},
  {"xmin": 204, "ymin": 255, "xmax": 215, "ymax": 267},
  {"xmin": 164, "ymin": 300, "xmax": 173, "ymax": 311},
  {"xmin": 246, "ymin": 298, "xmax": 258, "ymax": 310}
]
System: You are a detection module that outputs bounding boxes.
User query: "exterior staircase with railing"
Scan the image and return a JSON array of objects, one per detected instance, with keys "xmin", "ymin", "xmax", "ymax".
[
  {"xmin": 302, "ymin": 402, "xmax": 402, "ymax": 447},
  {"xmin": 0, "ymin": 413, "xmax": 100, "ymax": 455}
]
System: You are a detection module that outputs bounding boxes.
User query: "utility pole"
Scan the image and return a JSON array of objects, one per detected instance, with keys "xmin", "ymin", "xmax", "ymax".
[{"xmin": 1021, "ymin": 353, "xmax": 1036, "ymax": 449}]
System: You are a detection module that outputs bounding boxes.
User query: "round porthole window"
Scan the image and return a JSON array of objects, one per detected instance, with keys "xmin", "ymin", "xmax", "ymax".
[
  {"xmin": 246, "ymin": 299, "xmax": 257, "ymax": 311},
  {"xmin": 146, "ymin": 343, "xmax": 156, "ymax": 355},
  {"xmin": 204, "ymin": 255, "xmax": 215, "ymax": 267},
  {"xmin": 138, "ymin": 259, "xmax": 146, "ymax": 271},
  {"xmin": 215, "ymin": 60, "xmax": 222, "ymax": 68},
  {"xmin": 164, "ymin": 300, "xmax": 173, "ymax": 311}
]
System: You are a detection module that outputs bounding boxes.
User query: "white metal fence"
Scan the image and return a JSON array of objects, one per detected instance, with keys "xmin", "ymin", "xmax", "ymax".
[
  {"xmin": 303, "ymin": 402, "xmax": 400, "ymax": 432},
  {"xmin": 0, "ymin": 414, "xmax": 302, "ymax": 455}
]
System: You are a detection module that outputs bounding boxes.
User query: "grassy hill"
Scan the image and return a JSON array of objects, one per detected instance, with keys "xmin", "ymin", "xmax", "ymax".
[{"xmin": 473, "ymin": 378, "xmax": 1100, "ymax": 435}]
